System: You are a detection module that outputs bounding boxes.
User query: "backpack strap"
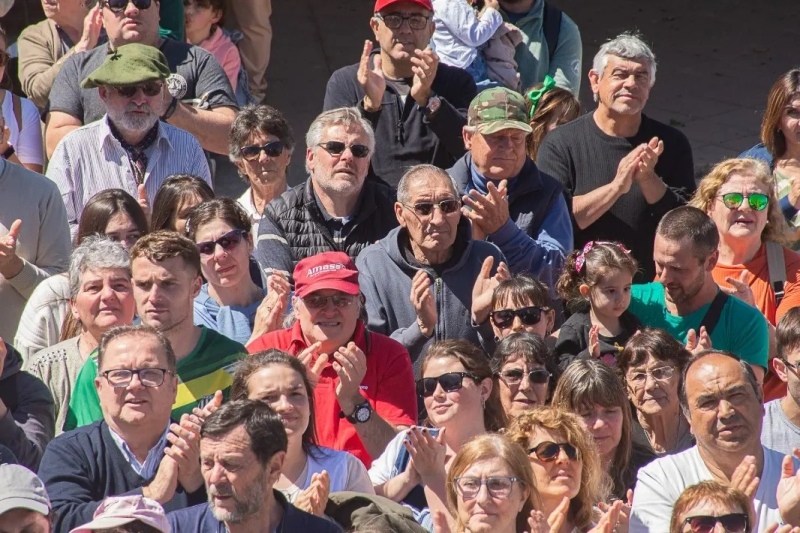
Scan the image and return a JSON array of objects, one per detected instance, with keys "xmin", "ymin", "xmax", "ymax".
[
  {"xmin": 766, "ymin": 241, "xmax": 787, "ymax": 307},
  {"xmin": 699, "ymin": 290, "xmax": 730, "ymax": 336},
  {"xmin": 542, "ymin": 1, "xmax": 563, "ymax": 63}
]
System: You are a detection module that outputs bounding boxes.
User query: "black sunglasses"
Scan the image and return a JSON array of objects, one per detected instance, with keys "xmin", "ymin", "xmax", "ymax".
[
  {"xmin": 104, "ymin": 0, "xmax": 153, "ymax": 13},
  {"xmin": 528, "ymin": 441, "xmax": 580, "ymax": 462},
  {"xmin": 317, "ymin": 141, "xmax": 370, "ymax": 158},
  {"xmin": 683, "ymin": 514, "xmax": 748, "ymax": 533},
  {"xmin": 416, "ymin": 372, "xmax": 477, "ymax": 397},
  {"xmin": 402, "ymin": 199, "xmax": 461, "ymax": 217},
  {"xmin": 195, "ymin": 229, "xmax": 248, "ymax": 256},
  {"xmin": 498, "ymin": 368, "xmax": 551, "ymax": 385},
  {"xmin": 241, "ymin": 141, "xmax": 285, "ymax": 161},
  {"xmin": 111, "ymin": 81, "xmax": 163, "ymax": 98},
  {"xmin": 489, "ymin": 306, "xmax": 547, "ymax": 329}
]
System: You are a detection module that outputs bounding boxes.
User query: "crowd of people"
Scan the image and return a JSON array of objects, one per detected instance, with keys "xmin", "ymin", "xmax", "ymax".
[{"xmin": 2, "ymin": 0, "xmax": 800, "ymax": 531}]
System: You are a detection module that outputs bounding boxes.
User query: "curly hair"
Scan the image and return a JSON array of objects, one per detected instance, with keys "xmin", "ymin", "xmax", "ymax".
[
  {"xmin": 688, "ymin": 157, "xmax": 791, "ymax": 244},
  {"xmin": 505, "ymin": 406, "xmax": 608, "ymax": 530},
  {"xmin": 556, "ymin": 242, "xmax": 638, "ymax": 313}
]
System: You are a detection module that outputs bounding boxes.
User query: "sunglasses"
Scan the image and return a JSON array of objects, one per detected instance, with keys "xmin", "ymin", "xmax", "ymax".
[
  {"xmin": 374, "ymin": 13, "xmax": 430, "ymax": 30},
  {"xmin": 195, "ymin": 229, "xmax": 248, "ymax": 256},
  {"xmin": 682, "ymin": 514, "xmax": 748, "ymax": 533},
  {"xmin": 498, "ymin": 368, "xmax": 551, "ymax": 385},
  {"xmin": 317, "ymin": 141, "xmax": 370, "ymax": 158},
  {"xmin": 416, "ymin": 372, "xmax": 477, "ymax": 397},
  {"xmin": 301, "ymin": 294, "xmax": 356, "ymax": 309},
  {"xmin": 626, "ymin": 366, "xmax": 676, "ymax": 386},
  {"xmin": 402, "ymin": 199, "xmax": 461, "ymax": 217},
  {"xmin": 241, "ymin": 141, "xmax": 285, "ymax": 161},
  {"xmin": 489, "ymin": 306, "xmax": 547, "ymax": 329},
  {"xmin": 104, "ymin": 0, "xmax": 153, "ymax": 13},
  {"xmin": 718, "ymin": 192, "xmax": 769, "ymax": 211},
  {"xmin": 528, "ymin": 441, "xmax": 580, "ymax": 462},
  {"xmin": 111, "ymin": 81, "xmax": 163, "ymax": 98}
]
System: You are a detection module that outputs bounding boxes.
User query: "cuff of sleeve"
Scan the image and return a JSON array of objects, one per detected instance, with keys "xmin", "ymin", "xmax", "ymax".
[
  {"xmin": 7, "ymin": 260, "xmax": 38, "ymax": 293},
  {"xmin": 489, "ymin": 219, "xmax": 520, "ymax": 247},
  {"xmin": 781, "ymin": 195, "xmax": 799, "ymax": 220}
]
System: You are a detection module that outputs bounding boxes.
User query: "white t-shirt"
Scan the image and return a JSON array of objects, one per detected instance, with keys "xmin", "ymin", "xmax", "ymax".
[
  {"xmin": 2, "ymin": 93, "xmax": 44, "ymax": 167},
  {"xmin": 762, "ymin": 399, "xmax": 800, "ymax": 457},
  {"xmin": 278, "ymin": 446, "xmax": 374, "ymax": 504},
  {"xmin": 630, "ymin": 445, "xmax": 793, "ymax": 532}
]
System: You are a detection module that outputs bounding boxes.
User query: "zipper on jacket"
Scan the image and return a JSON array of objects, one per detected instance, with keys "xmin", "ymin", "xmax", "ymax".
[
  {"xmin": 395, "ymin": 93, "xmax": 405, "ymax": 145},
  {"xmin": 434, "ymin": 276, "xmax": 442, "ymax": 340}
]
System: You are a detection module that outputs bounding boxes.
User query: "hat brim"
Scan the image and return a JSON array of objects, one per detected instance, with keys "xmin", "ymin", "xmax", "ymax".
[
  {"xmin": 69, "ymin": 516, "xmax": 164, "ymax": 533},
  {"xmin": 376, "ymin": 0, "xmax": 432, "ymax": 12},
  {"xmin": 475, "ymin": 120, "xmax": 533, "ymax": 135},
  {"xmin": 295, "ymin": 281, "xmax": 361, "ymax": 299},
  {"xmin": 0, "ymin": 498, "xmax": 50, "ymax": 517},
  {"xmin": 80, "ymin": 74, "xmax": 167, "ymax": 90}
]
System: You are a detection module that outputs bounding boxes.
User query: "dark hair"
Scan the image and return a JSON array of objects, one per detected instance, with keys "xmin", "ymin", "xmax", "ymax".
[
  {"xmin": 492, "ymin": 333, "xmax": 558, "ymax": 397},
  {"xmin": 76, "ymin": 189, "xmax": 149, "ymax": 246},
  {"xmin": 229, "ymin": 105, "xmax": 295, "ymax": 172},
  {"xmin": 150, "ymin": 174, "xmax": 215, "ymax": 233},
  {"xmin": 230, "ymin": 349, "xmax": 320, "ymax": 457},
  {"xmin": 618, "ymin": 327, "xmax": 692, "ymax": 378},
  {"xmin": 761, "ymin": 69, "xmax": 800, "ymax": 158},
  {"xmin": 130, "ymin": 230, "xmax": 202, "ymax": 276},
  {"xmin": 420, "ymin": 340, "xmax": 507, "ymax": 432},
  {"xmin": 524, "ymin": 84, "xmax": 581, "ymax": 161},
  {"xmin": 98, "ymin": 325, "xmax": 176, "ymax": 372},
  {"xmin": 656, "ymin": 206, "xmax": 720, "ymax": 261},
  {"xmin": 491, "ymin": 274, "xmax": 551, "ymax": 310},
  {"xmin": 201, "ymin": 399, "xmax": 288, "ymax": 467},
  {"xmin": 777, "ymin": 307, "xmax": 800, "ymax": 359},
  {"xmin": 183, "ymin": 0, "xmax": 226, "ymax": 28},
  {"xmin": 679, "ymin": 350, "xmax": 761, "ymax": 416},
  {"xmin": 556, "ymin": 242, "xmax": 638, "ymax": 313},
  {"xmin": 185, "ymin": 197, "xmax": 252, "ymax": 240}
]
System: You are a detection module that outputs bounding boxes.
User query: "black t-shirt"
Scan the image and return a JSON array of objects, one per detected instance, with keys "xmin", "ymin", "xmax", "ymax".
[{"xmin": 537, "ymin": 113, "xmax": 696, "ymax": 282}]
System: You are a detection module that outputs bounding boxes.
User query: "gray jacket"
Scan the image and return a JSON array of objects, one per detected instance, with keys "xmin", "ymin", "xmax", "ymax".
[{"xmin": 356, "ymin": 219, "xmax": 504, "ymax": 373}]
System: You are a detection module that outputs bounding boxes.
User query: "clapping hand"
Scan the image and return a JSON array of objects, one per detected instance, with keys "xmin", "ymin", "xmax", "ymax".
[
  {"xmin": 461, "ymin": 180, "xmax": 511, "ymax": 236},
  {"xmin": 357, "ymin": 40, "xmax": 386, "ymax": 112},
  {"xmin": 471, "ymin": 256, "xmax": 510, "ymax": 324},
  {"xmin": 294, "ymin": 471, "xmax": 330, "ymax": 516}
]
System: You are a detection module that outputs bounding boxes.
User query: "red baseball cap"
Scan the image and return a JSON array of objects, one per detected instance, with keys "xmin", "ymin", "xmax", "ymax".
[
  {"xmin": 374, "ymin": 0, "xmax": 433, "ymax": 13},
  {"xmin": 293, "ymin": 252, "xmax": 360, "ymax": 299}
]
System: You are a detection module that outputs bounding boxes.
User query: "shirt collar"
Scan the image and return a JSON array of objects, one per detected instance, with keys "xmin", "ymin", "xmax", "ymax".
[
  {"xmin": 100, "ymin": 115, "xmax": 172, "ymax": 152},
  {"xmin": 288, "ymin": 319, "xmax": 368, "ymax": 355},
  {"xmin": 107, "ymin": 424, "xmax": 170, "ymax": 476}
]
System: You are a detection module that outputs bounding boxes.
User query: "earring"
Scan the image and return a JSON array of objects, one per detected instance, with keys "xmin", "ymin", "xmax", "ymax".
[{"xmin": 481, "ymin": 398, "xmax": 486, "ymax": 410}]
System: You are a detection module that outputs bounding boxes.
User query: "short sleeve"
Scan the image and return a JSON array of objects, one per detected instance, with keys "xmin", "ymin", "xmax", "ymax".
[
  {"xmin": 14, "ymin": 98, "xmax": 44, "ymax": 166},
  {"xmin": 47, "ymin": 53, "xmax": 84, "ymax": 119}
]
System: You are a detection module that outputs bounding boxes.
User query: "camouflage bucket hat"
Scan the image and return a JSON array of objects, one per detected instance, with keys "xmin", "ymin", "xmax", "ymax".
[{"xmin": 468, "ymin": 87, "xmax": 533, "ymax": 135}]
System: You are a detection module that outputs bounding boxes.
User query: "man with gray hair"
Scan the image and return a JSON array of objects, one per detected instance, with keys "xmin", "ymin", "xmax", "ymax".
[
  {"xmin": 256, "ymin": 107, "xmax": 399, "ymax": 280},
  {"xmin": 538, "ymin": 32, "xmax": 696, "ymax": 282},
  {"xmin": 356, "ymin": 164, "xmax": 507, "ymax": 369}
]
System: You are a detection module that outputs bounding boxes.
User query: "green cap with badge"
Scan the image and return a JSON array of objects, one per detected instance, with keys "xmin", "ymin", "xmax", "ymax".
[
  {"xmin": 81, "ymin": 43, "xmax": 171, "ymax": 89},
  {"xmin": 467, "ymin": 87, "xmax": 533, "ymax": 135}
]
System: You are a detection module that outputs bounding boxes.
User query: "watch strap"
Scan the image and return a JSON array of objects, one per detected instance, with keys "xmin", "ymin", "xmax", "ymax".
[{"xmin": 342, "ymin": 399, "xmax": 372, "ymax": 424}]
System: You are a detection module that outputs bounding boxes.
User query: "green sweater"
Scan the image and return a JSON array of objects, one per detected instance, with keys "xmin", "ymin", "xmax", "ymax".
[{"xmin": 64, "ymin": 327, "xmax": 244, "ymax": 430}]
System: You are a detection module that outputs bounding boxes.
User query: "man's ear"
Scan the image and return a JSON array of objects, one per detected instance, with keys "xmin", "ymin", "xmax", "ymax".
[
  {"xmin": 463, "ymin": 127, "xmax": 474, "ymax": 150},
  {"xmin": 98, "ymin": 85, "xmax": 109, "ymax": 102}
]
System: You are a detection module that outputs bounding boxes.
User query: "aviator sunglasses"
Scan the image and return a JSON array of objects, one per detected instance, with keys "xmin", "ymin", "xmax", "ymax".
[
  {"xmin": 489, "ymin": 306, "xmax": 547, "ymax": 329},
  {"xmin": 317, "ymin": 141, "xmax": 370, "ymax": 158},
  {"xmin": 104, "ymin": 0, "xmax": 153, "ymax": 13},
  {"xmin": 416, "ymin": 372, "xmax": 477, "ymax": 397},
  {"xmin": 195, "ymin": 229, "xmax": 248, "ymax": 256},
  {"xmin": 682, "ymin": 513, "xmax": 748, "ymax": 533},
  {"xmin": 718, "ymin": 192, "xmax": 769, "ymax": 211},
  {"xmin": 111, "ymin": 81, "xmax": 163, "ymax": 98},
  {"xmin": 240, "ymin": 141, "xmax": 285, "ymax": 161},
  {"xmin": 402, "ymin": 199, "xmax": 461, "ymax": 217},
  {"xmin": 528, "ymin": 441, "xmax": 580, "ymax": 462}
]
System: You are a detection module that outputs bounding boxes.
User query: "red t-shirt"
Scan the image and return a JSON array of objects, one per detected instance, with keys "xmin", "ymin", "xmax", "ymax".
[{"xmin": 247, "ymin": 321, "xmax": 417, "ymax": 466}]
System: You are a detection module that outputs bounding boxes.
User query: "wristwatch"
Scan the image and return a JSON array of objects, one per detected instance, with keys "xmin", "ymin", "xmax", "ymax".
[
  {"xmin": 341, "ymin": 400, "xmax": 373, "ymax": 424},
  {"xmin": 422, "ymin": 95, "xmax": 441, "ymax": 117}
]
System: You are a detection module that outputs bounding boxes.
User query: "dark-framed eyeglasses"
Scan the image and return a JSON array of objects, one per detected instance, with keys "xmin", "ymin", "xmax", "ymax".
[
  {"xmin": 626, "ymin": 365, "xmax": 676, "ymax": 386},
  {"xmin": 682, "ymin": 513, "xmax": 749, "ymax": 533},
  {"xmin": 110, "ymin": 81, "xmax": 163, "ymax": 98},
  {"xmin": 416, "ymin": 371, "xmax": 477, "ymax": 397},
  {"xmin": 195, "ymin": 229, "xmax": 248, "ymax": 256},
  {"xmin": 301, "ymin": 294, "xmax": 357, "ymax": 310},
  {"xmin": 453, "ymin": 476, "xmax": 521, "ymax": 500},
  {"xmin": 241, "ymin": 141, "xmax": 285, "ymax": 161},
  {"xmin": 317, "ymin": 141, "xmax": 370, "ymax": 159},
  {"xmin": 780, "ymin": 357, "xmax": 800, "ymax": 373},
  {"xmin": 718, "ymin": 192, "xmax": 769, "ymax": 211},
  {"xmin": 374, "ymin": 12, "xmax": 430, "ymax": 30},
  {"xmin": 104, "ymin": 0, "xmax": 153, "ymax": 13},
  {"xmin": 528, "ymin": 441, "xmax": 580, "ymax": 462},
  {"xmin": 498, "ymin": 368, "xmax": 551, "ymax": 386},
  {"xmin": 402, "ymin": 199, "xmax": 461, "ymax": 217},
  {"xmin": 102, "ymin": 367, "xmax": 172, "ymax": 388},
  {"xmin": 489, "ymin": 306, "xmax": 547, "ymax": 329}
]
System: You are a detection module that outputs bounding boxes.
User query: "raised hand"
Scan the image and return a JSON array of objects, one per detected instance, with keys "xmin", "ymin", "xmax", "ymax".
[
  {"xmin": 722, "ymin": 270, "xmax": 756, "ymax": 307},
  {"xmin": 404, "ymin": 427, "xmax": 446, "ymax": 485},
  {"xmin": 191, "ymin": 389, "xmax": 223, "ymax": 422},
  {"xmin": 612, "ymin": 147, "xmax": 642, "ymax": 195},
  {"xmin": 589, "ymin": 325, "xmax": 601, "ymax": 358},
  {"xmin": 471, "ymin": 256, "xmax": 510, "ymax": 324},
  {"xmin": 332, "ymin": 342, "xmax": 368, "ymax": 414},
  {"xmin": 461, "ymin": 180, "xmax": 511, "ymax": 236},
  {"xmin": 589, "ymin": 500, "xmax": 623, "ymax": 533},
  {"xmin": 297, "ymin": 342, "xmax": 325, "ymax": 387},
  {"xmin": 685, "ymin": 326, "xmax": 712, "ymax": 355},
  {"xmin": 76, "ymin": 5, "xmax": 103, "ymax": 53},
  {"xmin": 142, "ymin": 455, "xmax": 180, "ymax": 504},
  {"xmin": 166, "ymin": 413, "xmax": 203, "ymax": 493},
  {"xmin": 0, "ymin": 219, "xmax": 23, "ymax": 279},
  {"xmin": 410, "ymin": 47, "xmax": 439, "ymax": 107},
  {"xmin": 357, "ymin": 40, "xmax": 386, "ymax": 112},
  {"xmin": 411, "ymin": 270, "xmax": 437, "ymax": 338},
  {"xmin": 137, "ymin": 184, "xmax": 151, "ymax": 225},
  {"xmin": 731, "ymin": 455, "xmax": 760, "ymax": 499},
  {"xmin": 247, "ymin": 272, "xmax": 290, "ymax": 344},
  {"xmin": 776, "ymin": 449, "xmax": 800, "ymax": 525},
  {"xmin": 293, "ymin": 471, "xmax": 331, "ymax": 516},
  {"xmin": 634, "ymin": 137, "xmax": 664, "ymax": 183}
]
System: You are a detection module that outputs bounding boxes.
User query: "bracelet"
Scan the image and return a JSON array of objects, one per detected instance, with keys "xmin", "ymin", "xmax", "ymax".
[{"xmin": 161, "ymin": 96, "xmax": 178, "ymax": 121}]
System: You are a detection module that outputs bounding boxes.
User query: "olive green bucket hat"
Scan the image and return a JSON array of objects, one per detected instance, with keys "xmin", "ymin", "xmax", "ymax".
[
  {"xmin": 467, "ymin": 87, "xmax": 533, "ymax": 135},
  {"xmin": 81, "ymin": 43, "xmax": 170, "ymax": 89}
]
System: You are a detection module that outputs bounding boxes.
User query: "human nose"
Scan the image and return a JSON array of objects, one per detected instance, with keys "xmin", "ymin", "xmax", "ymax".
[
  {"xmin": 643, "ymin": 372, "xmax": 659, "ymax": 390},
  {"xmin": 125, "ymin": 371, "xmax": 145, "ymax": 391},
  {"xmin": 555, "ymin": 446, "xmax": 571, "ymax": 464},
  {"xmin": 273, "ymin": 394, "xmax": 291, "ymax": 411},
  {"xmin": 206, "ymin": 462, "xmax": 227, "ymax": 484},
  {"xmin": 718, "ymin": 399, "xmax": 735, "ymax": 419},
  {"xmin": 510, "ymin": 315, "xmax": 524, "ymax": 332},
  {"xmin": 124, "ymin": 0, "xmax": 139, "ymax": 15},
  {"xmin": 518, "ymin": 372, "xmax": 532, "ymax": 392},
  {"xmin": 474, "ymin": 481, "xmax": 492, "ymax": 504}
]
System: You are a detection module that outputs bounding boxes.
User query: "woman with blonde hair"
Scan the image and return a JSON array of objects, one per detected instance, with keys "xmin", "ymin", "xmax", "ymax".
[
  {"xmin": 506, "ymin": 406, "xmax": 608, "ymax": 532},
  {"xmin": 689, "ymin": 157, "xmax": 798, "ymax": 400}
]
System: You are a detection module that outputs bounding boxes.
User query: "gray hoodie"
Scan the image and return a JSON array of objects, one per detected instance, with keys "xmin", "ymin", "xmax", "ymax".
[{"xmin": 356, "ymin": 219, "xmax": 505, "ymax": 373}]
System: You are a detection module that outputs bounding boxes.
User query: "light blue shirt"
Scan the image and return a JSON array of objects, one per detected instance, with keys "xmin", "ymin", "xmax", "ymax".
[
  {"xmin": 431, "ymin": 0, "xmax": 503, "ymax": 69},
  {"xmin": 107, "ymin": 425, "xmax": 170, "ymax": 478}
]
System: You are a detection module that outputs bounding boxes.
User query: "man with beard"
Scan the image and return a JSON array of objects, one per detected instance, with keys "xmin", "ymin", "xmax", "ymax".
[
  {"xmin": 628, "ymin": 206, "xmax": 769, "ymax": 382},
  {"xmin": 256, "ymin": 107, "xmax": 398, "ymax": 280},
  {"xmin": 46, "ymin": 44, "xmax": 211, "ymax": 240},
  {"xmin": 167, "ymin": 400, "xmax": 342, "ymax": 532}
]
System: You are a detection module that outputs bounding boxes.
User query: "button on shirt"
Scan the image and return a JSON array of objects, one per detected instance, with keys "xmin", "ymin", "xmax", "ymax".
[{"xmin": 46, "ymin": 115, "xmax": 212, "ymax": 239}]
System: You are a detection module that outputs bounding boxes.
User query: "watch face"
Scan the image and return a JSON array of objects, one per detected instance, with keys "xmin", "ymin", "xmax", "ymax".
[{"xmin": 355, "ymin": 405, "xmax": 371, "ymax": 423}]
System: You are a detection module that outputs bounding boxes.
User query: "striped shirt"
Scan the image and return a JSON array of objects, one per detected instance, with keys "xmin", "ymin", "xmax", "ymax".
[{"xmin": 46, "ymin": 115, "xmax": 212, "ymax": 239}]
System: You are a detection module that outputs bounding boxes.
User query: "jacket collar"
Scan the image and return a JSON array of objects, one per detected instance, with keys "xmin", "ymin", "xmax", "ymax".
[
  {"xmin": 450, "ymin": 152, "xmax": 545, "ymax": 202},
  {"xmin": 287, "ymin": 319, "xmax": 370, "ymax": 355}
]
